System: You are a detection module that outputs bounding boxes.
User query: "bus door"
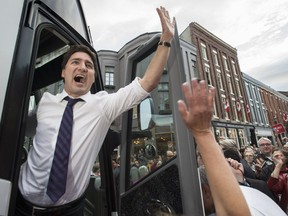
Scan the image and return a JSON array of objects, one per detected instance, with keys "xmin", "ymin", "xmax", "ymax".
[
  {"xmin": 118, "ymin": 30, "xmax": 204, "ymax": 215},
  {"xmin": 0, "ymin": 1, "xmax": 115, "ymax": 215}
]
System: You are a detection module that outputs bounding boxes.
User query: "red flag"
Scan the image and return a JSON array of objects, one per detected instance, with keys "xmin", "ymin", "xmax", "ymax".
[
  {"xmin": 236, "ymin": 99, "xmax": 241, "ymax": 113},
  {"xmin": 283, "ymin": 113, "xmax": 288, "ymax": 122},
  {"xmin": 225, "ymin": 99, "xmax": 230, "ymax": 113},
  {"xmin": 246, "ymin": 104, "xmax": 250, "ymax": 118}
]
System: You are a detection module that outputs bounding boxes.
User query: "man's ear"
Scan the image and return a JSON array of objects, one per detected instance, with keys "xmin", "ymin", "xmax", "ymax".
[{"xmin": 61, "ymin": 69, "xmax": 65, "ymax": 78}]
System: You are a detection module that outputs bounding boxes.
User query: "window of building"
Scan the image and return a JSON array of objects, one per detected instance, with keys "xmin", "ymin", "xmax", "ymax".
[
  {"xmin": 215, "ymin": 127, "xmax": 227, "ymax": 141},
  {"xmin": 235, "ymin": 78, "xmax": 242, "ymax": 97},
  {"xmin": 191, "ymin": 58, "xmax": 197, "ymax": 76},
  {"xmin": 200, "ymin": 43, "xmax": 208, "ymax": 61},
  {"xmin": 231, "ymin": 60, "xmax": 237, "ymax": 75},
  {"xmin": 227, "ymin": 74, "xmax": 234, "ymax": 94},
  {"xmin": 105, "ymin": 66, "xmax": 114, "ymax": 86},
  {"xmin": 238, "ymin": 129, "xmax": 247, "ymax": 148},
  {"xmin": 204, "ymin": 64, "xmax": 212, "ymax": 85},
  {"xmin": 158, "ymin": 82, "xmax": 170, "ymax": 113},
  {"xmin": 216, "ymin": 69, "xmax": 224, "ymax": 90},
  {"xmin": 232, "ymin": 99, "xmax": 239, "ymax": 121},
  {"xmin": 212, "ymin": 49, "xmax": 219, "ymax": 66},
  {"xmin": 227, "ymin": 128, "xmax": 239, "ymax": 148},
  {"xmin": 222, "ymin": 55, "xmax": 229, "ymax": 71},
  {"xmin": 240, "ymin": 102, "xmax": 247, "ymax": 122},
  {"xmin": 222, "ymin": 96, "xmax": 229, "ymax": 120}
]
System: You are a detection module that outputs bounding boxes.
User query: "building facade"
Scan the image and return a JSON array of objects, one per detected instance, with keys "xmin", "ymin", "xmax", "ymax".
[
  {"xmin": 243, "ymin": 73, "xmax": 275, "ymax": 145},
  {"xmin": 180, "ymin": 22, "xmax": 252, "ymax": 148},
  {"xmin": 96, "ymin": 23, "xmax": 288, "ymax": 150}
]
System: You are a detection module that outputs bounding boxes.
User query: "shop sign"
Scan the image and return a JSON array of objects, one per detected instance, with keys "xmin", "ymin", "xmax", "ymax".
[{"xmin": 272, "ymin": 123, "xmax": 285, "ymax": 134}]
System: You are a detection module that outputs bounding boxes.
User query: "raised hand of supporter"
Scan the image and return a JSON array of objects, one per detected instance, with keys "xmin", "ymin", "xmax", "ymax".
[
  {"xmin": 254, "ymin": 157, "xmax": 265, "ymax": 172},
  {"xmin": 227, "ymin": 158, "xmax": 245, "ymax": 183},
  {"xmin": 273, "ymin": 155, "xmax": 284, "ymax": 166},
  {"xmin": 177, "ymin": 79, "xmax": 215, "ymax": 138},
  {"xmin": 227, "ymin": 158, "xmax": 244, "ymax": 174},
  {"xmin": 156, "ymin": 6, "xmax": 175, "ymax": 42},
  {"xmin": 177, "ymin": 79, "xmax": 251, "ymax": 216}
]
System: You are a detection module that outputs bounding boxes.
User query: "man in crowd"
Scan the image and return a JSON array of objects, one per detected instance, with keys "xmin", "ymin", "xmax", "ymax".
[{"xmin": 255, "ymin": 137, "xmax": 275, "ymax": 181}]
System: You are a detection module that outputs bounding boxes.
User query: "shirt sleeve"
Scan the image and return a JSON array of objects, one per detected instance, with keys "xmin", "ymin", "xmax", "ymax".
[{"xmin": 100, "ymin": 77, "xmax": 150, "ymax": 122}]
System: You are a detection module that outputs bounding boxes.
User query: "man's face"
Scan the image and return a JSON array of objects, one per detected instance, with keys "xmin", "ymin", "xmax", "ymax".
[
  {"xmin": 244, "ymin": 152, "xmax": 254, "ymax": 164},
  {"xmin": 61, "ymin": 51, "xmax": 95, "ymax": 98},
  {"xmin": 258, "ymin": 140, "xmax": 273, "ymax": 156}
]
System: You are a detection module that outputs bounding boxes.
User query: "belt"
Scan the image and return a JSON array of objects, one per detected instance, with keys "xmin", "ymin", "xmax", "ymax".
[{"xmin": 17, "ymin": 191, "xmax": 84, "ymax": 216}]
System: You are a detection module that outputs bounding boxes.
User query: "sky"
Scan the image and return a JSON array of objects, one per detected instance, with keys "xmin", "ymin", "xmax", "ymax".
[{"xmin": 82, "ymin": 0, "xmax": 288, "ymax": 91}]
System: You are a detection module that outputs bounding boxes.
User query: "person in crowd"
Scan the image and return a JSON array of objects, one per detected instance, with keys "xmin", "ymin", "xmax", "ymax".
[
  {"xmin": 177, "ymin": 78, "xmax": 250, "ymax": 216},
  {"xmin": 283, "ymin": 142, "xmax": 288, "ymax": 152},
  {"xmin": 138, "ymin": 164, "xmax": 149, "ymax": 178},
  {"xmin": 267, "ymin": 148, "xmax": 288, "ymax": 213},
  {"xmin": 282, "ymin": 137, "xmax": 288, "ymax": 145},
  {"xmin": 130, "ymin": 160, "xmax": 140, "ymax": 184},
  {"xmin": 166, "ymin": 150, "xmax": 175, "ymax": 162},
  {"xmin": 91, "ymin": 162, "xmax": 101, "ymax": 176},
  {"xmin": 199, "ymin": 163, "xmax": 285, "ymax": 216},
  {"xmin": 243, "ymin": 147, "xmax": 256, "ymax": 176},
  {"xmin": 224, "ymin": 148, "xmax": 278, "ymax": 203},
  {"xmin": 255, "ymin": 137, "xmax": 275, "ymax": 181},
  {"xmin": 16, "ymin": 6, "xmax": 175, "ymax": 215},
  {"xmin": 219, "ymin": 139, "xmax": 256, "ymax": 179}
]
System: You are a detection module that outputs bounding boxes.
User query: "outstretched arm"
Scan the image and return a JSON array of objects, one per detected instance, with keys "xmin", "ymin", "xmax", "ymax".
[
  {"xmin": 139, "ymin": 6, "xmax": 175, "ymax": 92},
  {"xmin": 177, "ymin": 79, "xmax": 250, "ymax": 216}
]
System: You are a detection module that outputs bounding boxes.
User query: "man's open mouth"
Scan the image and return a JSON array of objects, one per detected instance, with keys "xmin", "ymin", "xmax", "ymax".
[{"xmin": 74, "ymin": 74, "xmax": 85, "ymax": 83}]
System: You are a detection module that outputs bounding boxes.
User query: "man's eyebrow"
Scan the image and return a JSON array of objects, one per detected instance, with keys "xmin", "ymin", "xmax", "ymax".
[{"xmin": 70, "ymin": 57, "xmax": 94, "ymax": 65}]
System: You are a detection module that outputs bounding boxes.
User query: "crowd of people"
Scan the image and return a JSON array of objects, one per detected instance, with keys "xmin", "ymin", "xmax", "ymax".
[{"xmin": 201, "ymin": 131, "xmax": 288, "ymax": 214}]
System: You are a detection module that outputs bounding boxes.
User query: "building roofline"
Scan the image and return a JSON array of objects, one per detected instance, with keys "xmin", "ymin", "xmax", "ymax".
[{"xmin": 190, "ymin": 22, "xmax": 237, "ymax": 52}]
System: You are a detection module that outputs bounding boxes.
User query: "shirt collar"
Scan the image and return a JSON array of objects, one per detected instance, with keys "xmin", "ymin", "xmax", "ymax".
[{"xmin": 58, "ymin": 90, "xmax": 90, "ymax": 103}]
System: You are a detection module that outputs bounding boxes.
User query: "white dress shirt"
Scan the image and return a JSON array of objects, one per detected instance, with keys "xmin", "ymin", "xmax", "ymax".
[
  {"xmin": 240, "ymin": 186, "xmax": 286, "ymax": 216},
  {"xmin": 18, "ymin": 78, "xmax": 149, "ymax": 206}
]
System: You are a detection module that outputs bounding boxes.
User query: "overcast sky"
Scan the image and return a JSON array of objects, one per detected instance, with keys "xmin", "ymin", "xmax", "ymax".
[{"xmin": 82, "ymin": 0, "xmax": 288, "ymax": 91}]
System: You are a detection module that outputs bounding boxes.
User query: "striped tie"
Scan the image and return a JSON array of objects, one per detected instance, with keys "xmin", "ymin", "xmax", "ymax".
[{"xmin": 47, "ymin": 96, "xmax": 82, "ymax": 203}]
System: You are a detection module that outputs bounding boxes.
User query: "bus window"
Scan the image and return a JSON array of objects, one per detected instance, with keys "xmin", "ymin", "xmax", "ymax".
[
  {"xmin": 24, "ymin": 27, "xmax": 69, "ymax": 153},
  {"xmin": 128, "ymin": 51, "xmax": 176, "ymax": 186}
]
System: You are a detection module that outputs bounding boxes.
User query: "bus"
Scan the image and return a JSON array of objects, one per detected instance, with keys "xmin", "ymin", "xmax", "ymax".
[{"xmin": 0, "ymin": 0, "xmax": 203, "ymax": 215}]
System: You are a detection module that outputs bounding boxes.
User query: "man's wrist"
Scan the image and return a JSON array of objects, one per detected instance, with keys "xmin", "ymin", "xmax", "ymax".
[
  {"xmin": 192, "ymin": 129, "xmax": 213, "ymax": 140},
  {"xmin": 158, "ymin": 41, "xmax": 171, "ymax": 47}
]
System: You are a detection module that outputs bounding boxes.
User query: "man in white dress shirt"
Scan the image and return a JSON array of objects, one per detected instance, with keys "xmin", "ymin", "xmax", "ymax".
[{"xmin": 16, "ymin": 6, "xmax": 175, "ymax": 216}]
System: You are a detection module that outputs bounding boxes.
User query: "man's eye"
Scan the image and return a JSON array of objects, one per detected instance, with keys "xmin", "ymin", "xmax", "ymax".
[
  {"xmin": 86, "ymin": 64, "xmax": 93, "ymax": 69},
  {"xmin": 72, "ymin": 60, "xmax": 79, "ymax": 64}
]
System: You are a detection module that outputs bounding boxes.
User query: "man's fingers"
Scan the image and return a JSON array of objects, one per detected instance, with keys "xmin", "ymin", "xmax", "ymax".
[{"xmin": 177, "ymin": 100, "xmax": 188, "ymax": 121}]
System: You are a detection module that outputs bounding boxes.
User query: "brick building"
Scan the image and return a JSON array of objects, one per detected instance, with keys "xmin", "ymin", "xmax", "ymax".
[{"xmin": 180, "ymin": 22, "xmax": 252, "ymax": 148}]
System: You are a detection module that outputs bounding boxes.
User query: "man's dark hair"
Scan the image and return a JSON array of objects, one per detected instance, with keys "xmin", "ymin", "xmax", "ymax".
[
  {"xmin": 61, "ymin": 45, "xmax": 97, "ymax": 70},
  {"xmin": 223, "ymin": 148, "xmax": 241, "ymax": 162}
]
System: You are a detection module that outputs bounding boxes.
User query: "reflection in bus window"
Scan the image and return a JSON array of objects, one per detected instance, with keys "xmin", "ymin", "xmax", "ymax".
[{"xmin": 129, "ymin": 51, "xmax": 176, "ymax": 186}]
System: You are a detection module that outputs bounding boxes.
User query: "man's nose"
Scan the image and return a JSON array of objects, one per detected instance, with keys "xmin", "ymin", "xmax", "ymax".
[{"xmin": 79, "ymin": 62, "xmax": 88, "ymax": 72}]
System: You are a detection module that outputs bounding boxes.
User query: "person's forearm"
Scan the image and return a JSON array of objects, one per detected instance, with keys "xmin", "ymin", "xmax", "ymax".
[
  {"xmin": 271, "ymin": 164, "xmax": 282, "ymax": 179},
  {"xmin": 195, "ymin": 131, "xmax": 250, "ymax": 216},
  {"xmin": 139, "ymin": 44, "xmax": 170, "ymax": 92}
]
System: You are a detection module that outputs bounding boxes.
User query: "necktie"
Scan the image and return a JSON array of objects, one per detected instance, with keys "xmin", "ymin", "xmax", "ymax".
[{"xmin": 47, "ymin": 96, "xmax": 82, "ymax": 203}]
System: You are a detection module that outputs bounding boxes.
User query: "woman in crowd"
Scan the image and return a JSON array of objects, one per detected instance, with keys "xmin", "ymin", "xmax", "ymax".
[{"xmin": 267, "ymin": 148, "xmax": 288, "ymax": 213}]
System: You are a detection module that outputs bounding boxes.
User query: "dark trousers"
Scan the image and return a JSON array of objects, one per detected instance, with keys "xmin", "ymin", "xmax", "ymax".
[{"xmin": 15, "ymin": 191, "xmax": 84, "ymax": 216}]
